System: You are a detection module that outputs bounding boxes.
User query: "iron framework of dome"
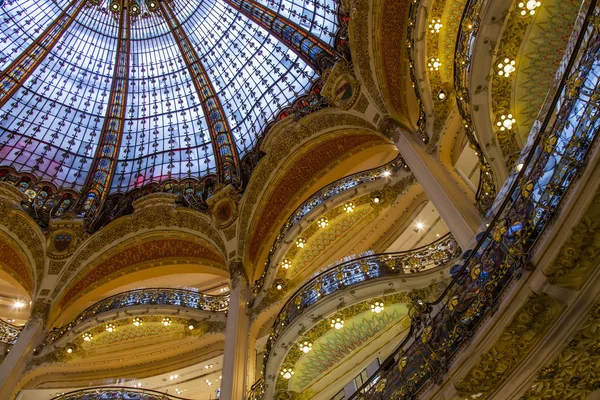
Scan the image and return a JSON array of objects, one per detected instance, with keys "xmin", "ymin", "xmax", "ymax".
[{"xmin": 0, "ymin": 0, "xmax": 347, "ymax": 227}]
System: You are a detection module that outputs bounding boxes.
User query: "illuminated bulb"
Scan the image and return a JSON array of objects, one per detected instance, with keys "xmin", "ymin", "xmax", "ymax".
[
  {"xmin": 299, "ymin": 340, "xmax": 312, "ymax": 353},
  {"xmin": 276, "ymin": 283, "xmax": 283, "ymax": 291},
  {"xmin": 415, "ymin": 222, "xmax": 425, "ymax": 230},
  {"xmin": 66, "ymin": 346, "xmax": 73, "ymax": 354},
  {"xmin": 132, "ymin": 317, "xmax": 143, "ymax": 327},
  {"xmin": 106, "ymin": 323, "xmax": 116, "ymax": 333},
  {"xmin": 82, "ymin": 332, "xmax": 93, "ymax": 342},
  {"xmin": 330, "ymin": 317, "xmax": 344, "ymax": 330},
  {"xmin": 281, "ymin": 259, "xmax": 292, "ymax": 270},
  {"xmin": 429, "ymin": 18, "xmax": 443, "ymax": 33},
  {"xmin": 428, "ymin": 58, "xmax": 441, "ymax": 71},
  {"xmin": 497, "ymin": 114, "xmax": 516, "ymax": 131},
  {"xmin": 437, "ymin": 90, "xmax": 447, "ymax": 101},
  {"xmin": 382, "ymin": 170, "xmax": 391, "ymax": 177},
  {"xmin": 280, "ymin": 368, "xmax": 294, "ymax": 380},
  {"xmin": 343, "ymin": 202, "xmax": 355, "ymax": 213},
  {"xmin": 13, "ymin": 300, "xmax": 25, "ymax": 309},
  {"xmin": 317, "ymin": 217, "xmax": 329, "ymax": 228},
  {"xmin": 497, "ymin": 58, "xmax": 516, "ymax": 77},
  {"xmin": 372, "ymin": 196, "xmax": 381, "ymax": 204},
  {"xmin": 516, "ymin": 163, "xmax": 524, "ymax": 172},
  {"xmin": 295, "ymin": 237, "xmax": 306, "ymax": 248},
  {"xmin": 162, "ymin": 317, "xmax": 172, "ymax": 327},
  {"xmin": 188, "ymin": 324, "xmax": 194, "ymax": 330},
  {"xmin": 370, "ymin": 301, "xmax": 385, "ymax": 314}
]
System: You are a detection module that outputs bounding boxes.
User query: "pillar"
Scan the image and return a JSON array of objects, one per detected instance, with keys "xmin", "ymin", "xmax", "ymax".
[
  {"xmin": 220, "ymin": 262, "xmax": 251, "ymax": 400},
  {"xmin": 396, "ymin": 131, "xmax": 483, "ymax": 248},
  {"xmin": 0, "ymin": 300, "xmax": 49, "ymax": 399}
]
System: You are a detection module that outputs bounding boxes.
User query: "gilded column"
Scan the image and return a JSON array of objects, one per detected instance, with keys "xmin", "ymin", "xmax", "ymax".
[
  {"xmin": 79, "ymin": 1, "xmax": 130, "ymax": 221},
  {"xmin": 158, "ymin": 0, "xmax": 240, "ymax": 186},
  {"xmin": 0, "ymin": 0, "xmax": 88, "ymax": 108},
  {"xmin": 222, "ymin": 0, "xmax": 337, "ymax": 73},
  {"xmin": 0, "ymin": 300, "xmax": 50, "ymax": 399},
  {"xmin": 220, "ymin": 261, "xmax": 251, "ymax": 400}
]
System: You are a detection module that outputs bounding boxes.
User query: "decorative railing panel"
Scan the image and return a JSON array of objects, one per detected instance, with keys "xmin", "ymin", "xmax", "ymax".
[
  {"xmin": 53, "ymin": 387, "xmax": 187, "ymax": 400},
  {"xmin": 42, "ymin": 288, "xmax": 229, "ymax": 348},
  {"xmin": 259, "ymin": 234, "xmax": 460, "ymax": 389},
  {"xmin": 0, "ymin": 318, "xmax": 22, "ymax": 344},
  {"xmin": 346, "ymin": 2, "xmax": 600, "ymax": 398}
]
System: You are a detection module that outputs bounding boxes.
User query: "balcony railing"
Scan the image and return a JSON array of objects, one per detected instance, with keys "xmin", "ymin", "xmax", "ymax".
[
  {"xmin": 41, "ymin": 288, "xmax": 229, "ymax": 348},
  {"xmin": 254, "ymin": 234, "xmax": 460, "ymax": 397},
  {"xmin": 0, "ymin": 318, "xmax": 23, "ymax": 344},
  {"xmin": 346, "ymin": 2, "xmax": 600, "ymax": 398},
  {"xmin": 53, "ymin": 387, "xmax": 188, "ymax": 400},
  {"xmin": 251, "ymin": 155, "xmax": 407, "ymax": 295}
]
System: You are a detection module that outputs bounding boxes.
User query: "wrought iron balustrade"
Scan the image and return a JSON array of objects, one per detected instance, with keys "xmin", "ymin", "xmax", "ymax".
[
  {"xmin": 347, "ymin": 2, "xmax": 600, "ymax": 398},
  {"xmin": 0, "ymin": 318, "xmax": 23, "ymax": 344},
  {"xmin": 53, "ymin": 387, "xmax": 188, "ymax": 400},
  {"xmin": 41, "ymin": 288, "xmax": 229, "ymax": 348},
  {"xmin": 256, "ymin": 233, "xmax": 460, "ymax": 395},
  {"xmin": 251, "ymin": 155, "xmax": 407, "ymax": 295}
]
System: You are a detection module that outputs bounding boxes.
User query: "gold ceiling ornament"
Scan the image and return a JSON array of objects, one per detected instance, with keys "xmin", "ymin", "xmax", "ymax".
[
  {"xmin": 370, "ymin": 300, "xmax": 385, "ymax": 314},
  {"xmin": 428, "ymin": 58, "xmax": 441, "ymax": 71},
  {"xmin": 330, "ymin": 314, "xmax": 345, "ymax": 330},
  {"xmin": 280, "ymin": 259, "xmax": 292, "ymax": 270},
  {"xmin": 105, "ymin": 323, "xmax": 116, "ymax": 333},
  {"xmin": 518, "ymin": 0, "xmax": 542, "ymax": 16},
  {"xmin": 298, "ymin": 338, "xmax": 313, "ymax": 354},
  {"xmin": 82, "ymin": 332, "xmax": 93, "ymax": 342},
  {"xmin": 161, "ymin": 317, "xmax": 172, "ymax": 327},
  {"xmin": 496, "ymin": 113, "xmax": 517, "ymax": 131}
]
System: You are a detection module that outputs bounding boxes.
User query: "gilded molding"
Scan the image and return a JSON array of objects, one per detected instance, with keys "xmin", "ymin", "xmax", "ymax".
[
  {"xmin": 544, "ymin": 185, "xmax": 600, "ymax": 289},
  {"xmin": 520, "ymin": 302, "xmax": 600, "ymax": 399},
  {"xmin": 455, "ymin": 293, "xmax": 562, "ymax": 398}
]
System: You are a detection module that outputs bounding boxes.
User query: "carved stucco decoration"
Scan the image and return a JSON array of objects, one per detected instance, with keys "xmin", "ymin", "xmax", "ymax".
[
  {"xmin": 520, "ymin": 301, "xmax": 600, "ymax": 400},
  {"xmin": 455, "ymin": 293, "xmax": 562, "ymax": 398},
  {"xmin": 0, "ymin": 182, "xmax": 45, "ymax": 293},
  {"xmin": 544, "ymin": 186, "xmax": 600, "ymax": 289},
  {"xmin": 321, "ymin": 63, "xmax": 361, "ymax": 111},
  {"xmin": 237, "ymin": 111, "xmax": 384, "ymax": 269},
  {"xmin": 207, "ymin": 185, "xmax": 241, "ymax": 230},
  {"xmin": 52, "ymin": 195, "xmax": 225, "ymax": 299},
  {"xmin": 56, "ymin": 235, "xmax": 227, "ymax": 312},
  {"xmin": 349, "ymin": 0, "xmax": 388, "ymax": 113}
]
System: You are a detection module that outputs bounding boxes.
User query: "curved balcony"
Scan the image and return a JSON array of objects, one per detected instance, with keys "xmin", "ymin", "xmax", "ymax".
[
  {"xmin": 0, "ymin": 318, "xmax": 23, "ymax": 344},
  {"xmin": 53, "ymin": 387, "xmax": 187, "ymax": 400},
  {"xmin": 40, "ymin": 288, "xmax": 228, "ymax": 351},
  {"xmin": 260, "ymin": 234, "xmax": 460, "ymax": 398},
  {"xmin": 346, "ymin": 3, "xmax": 600, "ymax": 398},
  {"xmin": 252, "ymin": 155, "xmax": 408, "ymax": 297}
]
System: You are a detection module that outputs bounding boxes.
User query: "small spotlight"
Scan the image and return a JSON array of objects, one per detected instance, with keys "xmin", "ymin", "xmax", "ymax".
[{"xmin": 13, "ymin": 300, "xmax": 25, "ymax": 309}]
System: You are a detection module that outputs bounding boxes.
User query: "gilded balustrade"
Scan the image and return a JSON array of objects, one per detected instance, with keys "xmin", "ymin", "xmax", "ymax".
[
  {"xmin": 53, "ymin": 387, "xmax": 187, "ymax": 400},
  {"xmin": 0, "ymin": 318, "xmax": 23, "ymax": 344},
  {"xmin": 258, "ymin": 233, "xmax": 460, "ymax": 394},
  {"xmin": 251, "ymin": 155, "xmax": 407, "ymax": 296},
  {"xmin": 40, "ymin": 288, "xmax": 229, "ymax": 349},
  {"xmin": 347, "ymin": 2, "xmax": 600, "ymax": 398}
]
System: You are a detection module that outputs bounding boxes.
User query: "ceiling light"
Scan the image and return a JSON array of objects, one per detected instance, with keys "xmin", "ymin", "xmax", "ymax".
[
  {"xmin": 518, "ymin": 0, "xmax": 541, "ymax": 15},
  {"xmin": 330, "ymin": 317, "xmax": 344, "ymax": 330},
  {"xmin": 415, "ymin": 222, "xmax": 424, "ymax": 230},
  {"xmin": 82, "ymin": 332, "xmax": 93, "ymax": 342},
  {"xmin": 497, "ymin": 58, "xmax": 516, "ymax": 77},
  {"xmin": 295, "ymin": 237, "xmax": 306, "ymax": 248},
  {"xmin": 280, "ymin": 368, "xmax": 294, "ymax": 380},
  {"xmin": 437, "ymin": 90, "xmax": 447, "ymax": 101},
  {"xmin": 298, "ymin": 340, "xmax": 312, "ymax": 353},
  {"xmin": 370, "ymin": 301, "xmax": 385, "ymax": 314},
  {"xmin": 497, "ymin": 114, "xmax": 516, "ymax": 131},
  {"xmin": 275, "ymin": 282, "xmax": 283, "ymax": 291},
  {"xmin": 382, "ymin": 170, "xmax": 391, "ymax": 177},
  {"xmin": 429, "ymin": 19, "xmax": 443, "ymax": 33},
  {"xmin": 372, "ymin": 195, "xmax": 381, "ymax": 204},
  {"xmin": 106, "ymin": 323, "xmax": 116, "ymax": 333},
  {"xmin": 343, "ymin": 202, "xmax": 355, "ymax": 213},
  {"xmin": 280, "ymin": 259, "xmax": 291, "ymax": 270},
  {"xmin": 133, "ymin": 317, "xmax": 142, "ymax": 326},
  {"xmin": 66, "ymin": 346, "xmax": 73, "ymax": 354},
  {"xmin": 162, "ymin": 317, "xmax": 172, "ymax": 327},
  {"xmin": 428, "ymin": 58, "xmax": 441, "ymax": 71},
  {"xmin": 317, "ymin": 217, "xmax": 328, "ymax": 228},
  {"xmin": 13, "ymin": 300, "xmax": 25, "ymax": 309},
  {"xmin": 188, "ymin": 324, "xmax": 194, "ymax": 330}
]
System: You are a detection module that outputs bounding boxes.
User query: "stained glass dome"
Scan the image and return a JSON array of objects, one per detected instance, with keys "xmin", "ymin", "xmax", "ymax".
[{"xmin": 0, "ymin": 0, "xmax": 344, "ymax": 222}]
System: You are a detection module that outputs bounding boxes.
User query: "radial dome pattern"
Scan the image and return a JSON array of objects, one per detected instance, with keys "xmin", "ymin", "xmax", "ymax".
[{"xmin": 0, "ymin": 0, "xmax": 342, "ymax": 220}]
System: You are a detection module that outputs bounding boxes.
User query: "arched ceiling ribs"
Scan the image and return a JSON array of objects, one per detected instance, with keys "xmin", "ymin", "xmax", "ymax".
[
  {"xmin": 0, "ymin": 0, "xmax": 87, "ymax": 109},
  {"xmin": 158, "ymin": 0, "xmax": 240, "ymax": 188},
  {"xmin": 222, "ymin": 0, "xmax": 338, "ymax": 74},
  {"xmin": 78, "ymin": 1, "xmax": 130, "ymax": 223}
]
